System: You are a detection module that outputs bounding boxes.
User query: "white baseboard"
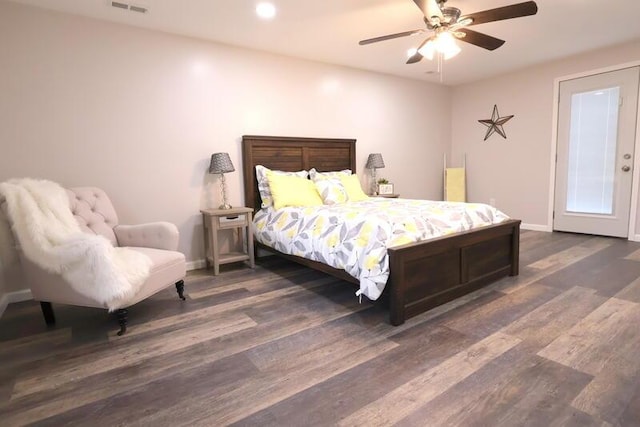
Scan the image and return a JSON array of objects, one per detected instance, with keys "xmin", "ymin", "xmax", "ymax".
[
  {"xmin": 186, "ymin": 254, "xmax": 273, "ymax": 270},
  {"xmin": 186, "ymin": 259, "xmax": 206, "ymax": 271},
  {"xmin": 521, "ymin": 223, "xmax": 552, "ymax": 232},
  {"xmin": 0, "ymin": 289, "xmax": 33, "ymax": 318},
  {"xmin": 520, "ymin": 224, "xmax": 640, "ymax": 240}
]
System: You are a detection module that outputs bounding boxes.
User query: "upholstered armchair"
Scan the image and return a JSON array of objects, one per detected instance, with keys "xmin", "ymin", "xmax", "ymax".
[{"xmin": 1, "ymin": 187, "xmax": 186, "ymax": 335}]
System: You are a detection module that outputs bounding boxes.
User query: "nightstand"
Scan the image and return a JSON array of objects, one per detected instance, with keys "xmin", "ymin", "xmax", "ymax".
[
  {"xmin": 200, "ymin": 207, "xmax": 255, "ymax": 275},
  {"xmin": 373, "ymin": 194, "xmax": 400, "ymax": 198}
]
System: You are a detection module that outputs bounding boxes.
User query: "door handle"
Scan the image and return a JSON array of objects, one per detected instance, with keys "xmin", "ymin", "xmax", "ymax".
[{"xmin": 622, "ymin": 165, "xmax": 631, "ymax": 172}]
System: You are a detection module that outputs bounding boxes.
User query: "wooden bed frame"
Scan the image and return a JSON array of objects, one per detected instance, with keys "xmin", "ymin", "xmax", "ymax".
[{"xmin": 242, "ymin": 135, "xmax": 521, "ymax": 325}]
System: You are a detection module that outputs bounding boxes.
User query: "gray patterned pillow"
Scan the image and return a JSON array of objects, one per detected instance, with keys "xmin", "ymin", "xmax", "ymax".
[
  {"xmin": 309, "ymin": 168, "xmax": 352, "ymax": 182},
  {"xmin": 314, "ymin": 178, "xmax": 348, "ymax": 205}
]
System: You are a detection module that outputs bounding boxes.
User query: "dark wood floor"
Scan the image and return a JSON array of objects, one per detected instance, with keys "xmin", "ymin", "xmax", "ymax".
[{"xmin": 2, "ymin": 231, "xmax": 640, "ymax": 426}]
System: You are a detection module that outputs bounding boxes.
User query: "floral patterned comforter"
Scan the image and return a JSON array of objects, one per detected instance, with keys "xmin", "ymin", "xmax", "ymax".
[{"xmin": 253, "ymin": 198, "xmax": 509, "ymax": 300}]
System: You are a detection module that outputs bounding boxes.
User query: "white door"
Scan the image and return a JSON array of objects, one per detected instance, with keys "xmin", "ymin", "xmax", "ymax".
[{"xmin": 554, "ymin": 67, "xmax": 640, "ymax": 237}]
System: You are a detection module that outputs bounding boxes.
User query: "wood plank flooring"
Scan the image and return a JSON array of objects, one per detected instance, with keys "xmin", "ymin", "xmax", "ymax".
[{"xmin": 1, "ymin": 231, "xmax": 640, "ymax": 426}]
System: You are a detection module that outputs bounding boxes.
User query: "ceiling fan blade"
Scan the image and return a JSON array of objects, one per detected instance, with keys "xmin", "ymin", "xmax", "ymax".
[
  {"xmin": 464, "ymin": 1, "xmax": 538, "ymax": 26},
  {"xmin": 456, "ymin": 28, "xmax": 505, "ymax": 51},
  {"xmin": 412, "ymin": 0, "xmax": 443, "ymax": 22},
  {"xmin": 359, "ymin": 29, "xmax": 424, "ymax": 45},
  {"xmin": 406, "ymin": 51, "xmax": 424, "ymax": 64},
  {"xmin": 406, "ymin": 37, "xmax": 431, "ymax": 64}
]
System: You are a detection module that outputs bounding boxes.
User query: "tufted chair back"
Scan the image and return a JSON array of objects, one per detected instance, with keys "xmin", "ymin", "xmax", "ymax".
[{"xmin": 67, "ymin": 187, "xmax": 119, "ymax": 246}]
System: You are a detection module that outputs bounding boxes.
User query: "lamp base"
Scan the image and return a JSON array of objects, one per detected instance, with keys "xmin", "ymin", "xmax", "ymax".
[{"xmin": 219, "ymin": 203, "xmax": 232, "ymax": 210}]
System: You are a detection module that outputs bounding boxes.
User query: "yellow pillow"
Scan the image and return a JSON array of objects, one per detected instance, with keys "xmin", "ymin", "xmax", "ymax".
[
  {"xmin": 340, "ymin": 174, "xmax": 369, "ymax": 202},
  {"xmin": 266, "ymin": 171, "xmax": 323, "ymax": 210}
]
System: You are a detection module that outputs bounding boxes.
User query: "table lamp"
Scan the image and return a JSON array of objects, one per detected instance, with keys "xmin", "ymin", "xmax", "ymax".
[
  {"xmin": 209, "ymin": 152, "xmax": 235, "ymax": 209},
  {"xmin": 365, "ymin": 153, "xmax": 385, "ymax": 195}
]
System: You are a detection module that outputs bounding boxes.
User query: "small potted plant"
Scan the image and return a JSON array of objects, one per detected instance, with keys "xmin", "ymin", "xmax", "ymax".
[{"xmin": 377, "ymin": 178, "xmax": 394, "ymax": 195}]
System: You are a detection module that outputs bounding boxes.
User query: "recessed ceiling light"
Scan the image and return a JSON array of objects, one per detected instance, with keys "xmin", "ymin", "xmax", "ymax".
[{"xmin": 256, "ymin": 2, "xmax": 276, "ymax": 20}]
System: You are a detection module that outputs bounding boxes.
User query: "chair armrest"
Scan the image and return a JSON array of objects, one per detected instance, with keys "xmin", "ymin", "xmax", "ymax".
[
  {"xmin": 0, "ymin": 203, "xmax": 20, "ymax": 268},
  {"xmin": 114, "ymin": 222, "xmax": 179, "ymax": 251}
]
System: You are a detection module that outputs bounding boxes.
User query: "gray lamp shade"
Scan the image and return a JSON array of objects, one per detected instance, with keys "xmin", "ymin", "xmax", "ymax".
[
  {"xmin": 209, "ymin": 152, "xmax": 235, "ymax": 174},
  {"xmin": 365, "ymin": 153, "xmax": 385, "ymax": 169}
]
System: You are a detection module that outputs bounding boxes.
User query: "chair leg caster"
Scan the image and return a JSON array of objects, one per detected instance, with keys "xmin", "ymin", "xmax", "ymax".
[
  {"xmin": 40, "ymin": 301, "xmax": 56, "ymax": 326},
  {"xmin": 116, "ymin": 308, "xmax": 128, "ymax": 336},
  {"xmin": 175, "ymin": 280, "xmax": 186, "ymax": 300}
]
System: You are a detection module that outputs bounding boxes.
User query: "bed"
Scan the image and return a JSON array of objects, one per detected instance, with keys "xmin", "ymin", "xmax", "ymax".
[{"xmin": 242, "ymin": 135, "xmax": 521, "ymax": 325}]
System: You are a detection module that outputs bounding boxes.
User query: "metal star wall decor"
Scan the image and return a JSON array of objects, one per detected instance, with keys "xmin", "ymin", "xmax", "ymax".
[{"xmin": 478, "ymin": 105, "xmax": 514, "ymax": 141}]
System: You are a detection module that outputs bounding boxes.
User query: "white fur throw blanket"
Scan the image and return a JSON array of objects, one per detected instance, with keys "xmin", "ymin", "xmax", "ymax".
[{"xmin": 0, "ymin": 179, "xmax": 151, "ymax": 310}]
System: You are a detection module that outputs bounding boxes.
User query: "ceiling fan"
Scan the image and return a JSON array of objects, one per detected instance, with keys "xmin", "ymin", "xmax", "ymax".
[{"xmin": 359, "ymin": 0, "xmax": 538, "ymax": 64}]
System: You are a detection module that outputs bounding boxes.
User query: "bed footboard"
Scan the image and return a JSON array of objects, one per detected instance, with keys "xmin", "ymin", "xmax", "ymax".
[{"xmin": 387, "ymin": 219, "xmax": 521, "ymax": 325}]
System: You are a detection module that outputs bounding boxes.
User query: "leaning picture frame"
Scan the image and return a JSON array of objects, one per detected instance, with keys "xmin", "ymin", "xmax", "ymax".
[{"xmin": 378, "ymin": 183, "xmax": 394, "ymax": 195}]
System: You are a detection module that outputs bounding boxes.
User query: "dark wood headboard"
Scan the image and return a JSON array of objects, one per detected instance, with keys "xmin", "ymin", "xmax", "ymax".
[{"xmin": 242, "ymin": 135, "xmax": 357, "ymax": 211}]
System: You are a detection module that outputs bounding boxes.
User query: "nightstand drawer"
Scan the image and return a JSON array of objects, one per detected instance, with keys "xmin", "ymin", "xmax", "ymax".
[{"xmin": 216, "ymin": 214, "xmax": 249, "ymax": 229}]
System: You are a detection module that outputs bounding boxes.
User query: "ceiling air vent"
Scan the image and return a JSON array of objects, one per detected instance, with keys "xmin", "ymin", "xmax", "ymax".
[
  {"xmin": 111, "ymin": 1, "xmax": 128, "ymax": 10},
  {"xmin": 129, "ymin": 5, "xmax": 148, "ymax": 14},
  {"xmin": 110, "ymin": 1, "xmax": 148, "ymax": 14}
]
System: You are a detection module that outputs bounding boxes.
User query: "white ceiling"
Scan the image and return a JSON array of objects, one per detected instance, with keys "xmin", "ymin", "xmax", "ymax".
[{"xmin": 8, "ymin": 0, "xmax": 640, "ymax": 85}]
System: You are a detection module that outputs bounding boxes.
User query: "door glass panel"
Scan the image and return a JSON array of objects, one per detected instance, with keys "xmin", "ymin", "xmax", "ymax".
[{"xmin": 566, "ymin": 87, "xmax": 619, "ymax": 214}]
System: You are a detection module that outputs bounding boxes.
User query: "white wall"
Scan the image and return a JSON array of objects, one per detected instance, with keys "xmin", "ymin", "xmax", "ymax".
[
  {"xmin": 451, "ymin": 40, "xmax": 640, "ymax": 230},
  {"xmin": 0, "ymin": 1, "xmax": 451, "ymax": 295}
]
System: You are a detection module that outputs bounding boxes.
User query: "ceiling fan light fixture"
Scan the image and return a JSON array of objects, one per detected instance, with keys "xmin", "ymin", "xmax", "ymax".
[
  {"xmin": 435, "ymin": 31, "xmax": 460, "ymax": 59},
  {"xmin": 418, "ymin": 40, "xmax": 436, "ymax": 60},
  {"xmin": 443, "ymin": 42, "xmax": 461, "ymax": 59}
]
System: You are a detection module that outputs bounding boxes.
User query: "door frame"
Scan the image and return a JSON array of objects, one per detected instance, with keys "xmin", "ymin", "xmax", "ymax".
[{"xmin": 548, "ymin": 60, "xmax": 640, "ymax": 241}]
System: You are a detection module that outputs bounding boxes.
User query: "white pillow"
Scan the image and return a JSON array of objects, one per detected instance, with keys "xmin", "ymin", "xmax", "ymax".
[
  {"xmin": 255, "ymin": 165, "xmax": 308, "ymax": 208},
  {"xmin": 309, "ymin": 168, "xmax": 352, "ymax": 182}
]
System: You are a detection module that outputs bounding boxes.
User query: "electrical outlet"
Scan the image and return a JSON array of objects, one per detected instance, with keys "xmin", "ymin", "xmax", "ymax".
[{"xmin": 489, "ymin": 198, "xmax": 496, "ymax": 207}]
